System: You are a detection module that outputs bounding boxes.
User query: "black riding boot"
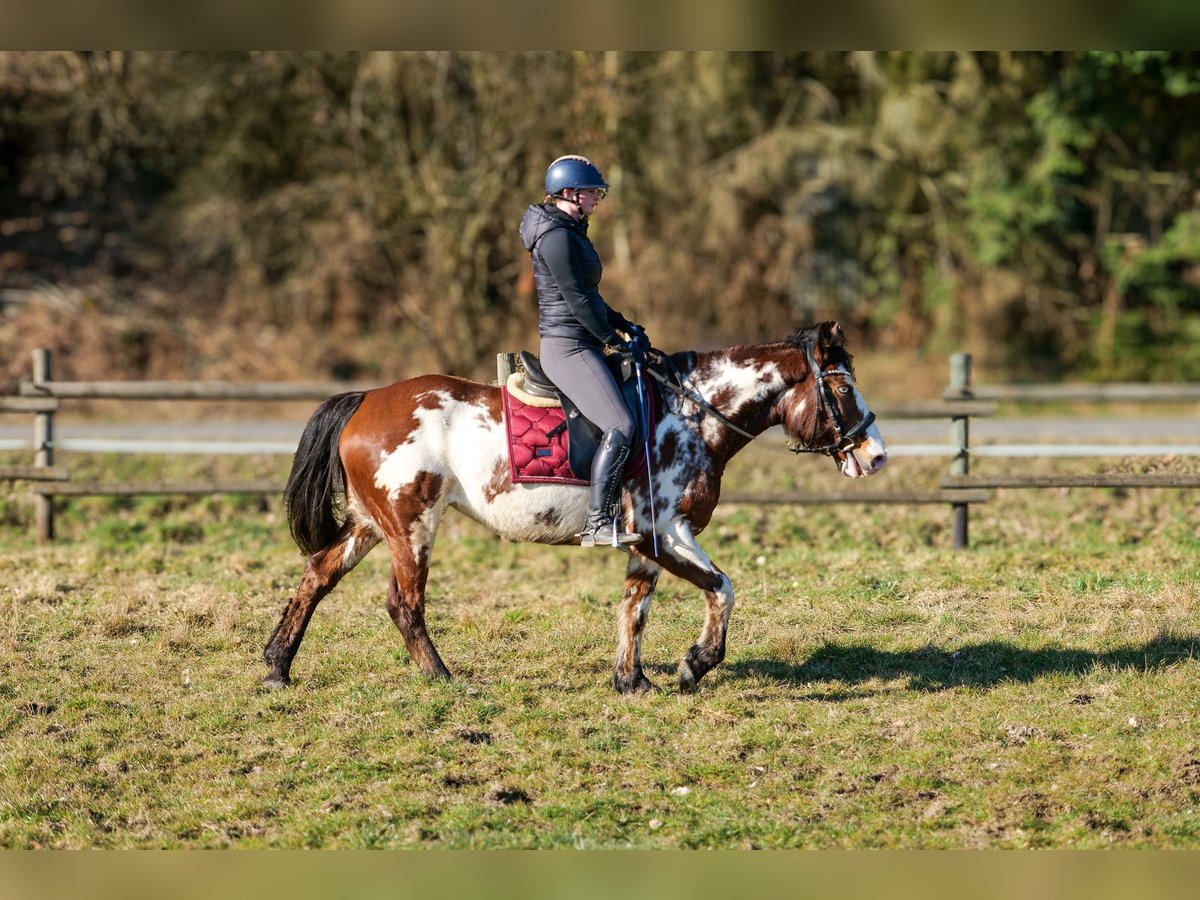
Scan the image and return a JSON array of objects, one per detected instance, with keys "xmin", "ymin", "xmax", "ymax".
[{"xmin": 579, "ymin": 428, "xmax": 642, "ymax": 548}]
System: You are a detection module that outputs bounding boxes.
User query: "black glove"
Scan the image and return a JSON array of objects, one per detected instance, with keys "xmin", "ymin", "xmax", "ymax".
[
  {"xmin": 625, "ymin": 323, "xmax": 652, "ymax": 351},
  {"xmin": 619, "ymin": 339, "xmax": 646, "ymax": 362}
]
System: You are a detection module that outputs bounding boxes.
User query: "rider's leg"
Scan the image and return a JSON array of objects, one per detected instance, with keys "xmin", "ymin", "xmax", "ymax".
[
  {"xmin": 539, "ymin": 337, "xmax": 641, "ymax": 548},
  {"xmin": 579, "ymin": 426, "xmax": 641, "ymax": 547}
]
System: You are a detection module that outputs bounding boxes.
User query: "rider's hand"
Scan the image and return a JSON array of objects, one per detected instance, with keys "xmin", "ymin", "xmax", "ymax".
[
  {"xmin": 626, "ymin": 323, "xmax": 652, "ymax": 351},
  {"xmin": 620, "ymin": 339, "xmax": 645, "ymax": 361}
]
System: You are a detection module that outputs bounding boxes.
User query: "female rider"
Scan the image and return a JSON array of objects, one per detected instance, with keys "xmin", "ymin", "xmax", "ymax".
[{"xmin": 518, "ymin": 155, "xmax": 649, "ymax": 548}]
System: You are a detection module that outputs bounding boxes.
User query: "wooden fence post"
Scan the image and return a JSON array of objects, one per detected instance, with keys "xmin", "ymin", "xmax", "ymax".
[
  {"xmin": 949, "ymin": 353, "xmax": 972, "ymax": 550},
  {"xmin": 32, "ymin": 348, "xmax": 55, "ymax": 543}
]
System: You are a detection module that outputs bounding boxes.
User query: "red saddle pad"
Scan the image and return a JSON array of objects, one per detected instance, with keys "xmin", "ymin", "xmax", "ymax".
[{"xmin": 501, "ymin": 388, "xmax": 588, "ymax": 485}]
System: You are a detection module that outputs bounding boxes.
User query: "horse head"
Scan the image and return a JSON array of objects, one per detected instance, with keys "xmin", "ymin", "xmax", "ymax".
[{"xmin": 778, "ymin": 321, "xmax": 888, "ymax": 478}]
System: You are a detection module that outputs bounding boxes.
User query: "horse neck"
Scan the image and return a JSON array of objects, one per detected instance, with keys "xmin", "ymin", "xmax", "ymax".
[{"xmin": 681, "ymin": 343, "xmax": 799, "ymax": 459}]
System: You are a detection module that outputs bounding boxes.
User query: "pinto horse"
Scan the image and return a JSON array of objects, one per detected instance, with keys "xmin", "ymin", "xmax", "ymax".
[{"xmin": 264, "ymin": 321, "xmax": 887, "ymax": 694}]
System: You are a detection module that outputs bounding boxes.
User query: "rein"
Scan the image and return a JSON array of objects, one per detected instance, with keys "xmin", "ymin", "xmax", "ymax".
[{"xmin": 644, "ymin": 365, "xmax": 758, "ymax": 441}]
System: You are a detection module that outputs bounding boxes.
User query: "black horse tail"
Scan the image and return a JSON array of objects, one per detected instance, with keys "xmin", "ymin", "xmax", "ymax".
[{"xmin": 283, "ymin": 391, "xmax": 365, "ymax": 556}]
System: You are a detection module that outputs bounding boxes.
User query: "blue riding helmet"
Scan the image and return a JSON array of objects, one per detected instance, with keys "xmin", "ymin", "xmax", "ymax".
[{"xmin": 545, "ymin": 155, "xmax": 609, "ymax": 197}]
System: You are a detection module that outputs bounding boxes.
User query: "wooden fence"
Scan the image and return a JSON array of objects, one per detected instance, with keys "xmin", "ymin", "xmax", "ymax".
[
  {"xmin": 5, "ymin": 349, "xmax": 376, "ymax": 542},
  {"xmin": 939, "ymin": 352, "xmax": 1200, "ymax": 547},
  {"xmin": 4, "ymin": 348, "xmax": 1198, "ymax": 547}
]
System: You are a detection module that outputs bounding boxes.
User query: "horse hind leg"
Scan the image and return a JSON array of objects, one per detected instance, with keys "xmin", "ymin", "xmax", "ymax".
[
  {"xmin": 384, "ymin": 506, "xmax": 452, "ymax": 679},
  {"xmin": 263, "ymin": 521, "xmax": 380, "ymax": 687},
  {"xmin": 613, "ymin": 559, "xmax": 661, "ymax": 694},
  {"xmin": 386, "ymin": 570, "xmax": 449, "ymax": 679}
]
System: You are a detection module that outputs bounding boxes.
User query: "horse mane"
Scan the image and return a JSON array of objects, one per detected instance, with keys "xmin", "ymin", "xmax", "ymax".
[
  {"xmin": 667, "ymin": 349, "xmax": 700, "ymax": 377},
  {"xmin": 784, "ymin": 323, "xmax": 856, "ymax": 375},
  {"xmin": 686, "ymin": 324, "xmax": 855, "ymax": 377}
]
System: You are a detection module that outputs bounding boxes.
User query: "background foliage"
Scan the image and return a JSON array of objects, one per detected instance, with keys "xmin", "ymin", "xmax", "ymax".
[{"xmin": 2, "ymin": 51, "xmax": 1199, "ymax": 383}]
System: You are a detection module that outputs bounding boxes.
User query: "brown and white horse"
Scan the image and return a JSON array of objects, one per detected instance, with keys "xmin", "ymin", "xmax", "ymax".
[{"xmin": 264, "ymin": 321, "xmax": 887, "ymax": 694}]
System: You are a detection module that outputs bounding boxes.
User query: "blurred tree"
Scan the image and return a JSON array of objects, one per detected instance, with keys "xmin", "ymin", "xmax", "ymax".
[{"xmin": 3, "ymin": 51, "xmax": 1200, "ymax": 381}]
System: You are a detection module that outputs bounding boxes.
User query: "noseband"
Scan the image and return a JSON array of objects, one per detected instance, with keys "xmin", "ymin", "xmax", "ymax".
[{"xmin": 785, "ymin": 342, "xmax": 876, "ymax": 456}]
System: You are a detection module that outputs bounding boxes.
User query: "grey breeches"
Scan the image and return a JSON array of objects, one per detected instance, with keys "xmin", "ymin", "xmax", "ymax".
[{"xmin": 539, "ymin": 337, "xmax": 634, "ymax": 441}]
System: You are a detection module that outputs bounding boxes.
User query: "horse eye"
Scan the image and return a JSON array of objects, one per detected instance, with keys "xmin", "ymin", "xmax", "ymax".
[{"xmin": 837, "ymin": 385, "xmax": 851, "ymax": 395}]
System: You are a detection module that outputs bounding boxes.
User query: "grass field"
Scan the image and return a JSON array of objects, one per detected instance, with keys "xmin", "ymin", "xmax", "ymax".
[{"xmin": 3, "ymin": 443, "xmax": 1200, "ymax": 848}]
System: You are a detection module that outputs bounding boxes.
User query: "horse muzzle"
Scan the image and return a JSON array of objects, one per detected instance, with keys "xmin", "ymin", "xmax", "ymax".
[{"xmin": 839, "ymin": 435, "xmax": 888, "ymax": 479}]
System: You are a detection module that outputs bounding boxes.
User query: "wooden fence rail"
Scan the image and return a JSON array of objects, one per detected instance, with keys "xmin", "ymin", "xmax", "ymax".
[
  {"xmin": 1, "ymin": 397, "xmax": 59, "ymax": 413},
  {"xmin": 31, "ymin": 479, "xmax": 282, "ymax": 497},
  {"xmin": 4, "ymin": 348, "xmax": 1199, "ymax": 547},
  {"xmin": 4, "ymin": 349, "xmax": 372, "ymax": 541},
  {"xmin": 17, "ymin": 380, "xmax": 374, "ymax": 401},
  {"xmin": 945, "ymin": 382, "xmax": 1200, "ymax": 403},
  {"xmin": 941, "ymin": 473, "xmax": 1200, "ymax": 490}
]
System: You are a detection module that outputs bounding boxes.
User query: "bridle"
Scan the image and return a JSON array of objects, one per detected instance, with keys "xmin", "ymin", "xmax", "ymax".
[
  {"xmin": 642, "ymin": 342, "xmax": 875, "ymax": 458},
  {"xmin": 784, "ymin": 341, "xmax": 876, "ymax": 456}
]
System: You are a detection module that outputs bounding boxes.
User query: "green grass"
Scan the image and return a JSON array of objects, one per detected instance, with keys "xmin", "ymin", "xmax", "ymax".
[{"xmin": 3, "ymin": 446, "xmax": 1200, "ymax": 847}]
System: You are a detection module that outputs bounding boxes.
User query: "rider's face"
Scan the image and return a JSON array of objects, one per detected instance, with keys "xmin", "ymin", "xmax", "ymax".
[{"xmin": 572, "ymin": 188, "xmax": 605, "ymax": 217}]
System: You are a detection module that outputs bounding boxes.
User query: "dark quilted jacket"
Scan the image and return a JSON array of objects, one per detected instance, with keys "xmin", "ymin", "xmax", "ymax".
[{"xmin": 518, "ymin": 203, "xmax": 632, "ymax": 347}]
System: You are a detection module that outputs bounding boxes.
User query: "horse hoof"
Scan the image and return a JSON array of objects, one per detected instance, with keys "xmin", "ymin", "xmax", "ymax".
[
  {"xmin": 263, "ymin": 675, "xmax": 291, "ymax": 690},
  {"xmin": 614, "ymin": 671, "xmax": 656, "ymax": 694},
  {"xmin": 677, "ymin": 662, "xmax": 699, "ymax": 694}
]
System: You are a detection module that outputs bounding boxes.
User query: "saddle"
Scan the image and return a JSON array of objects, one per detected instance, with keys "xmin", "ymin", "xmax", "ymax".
[
  {"xmin": 502, "ymin": 350, "xmax": 657, "ymax": 485},
  {"xmin": 503, "ymin": 344, "xmax": 702, "ymax": 486}
]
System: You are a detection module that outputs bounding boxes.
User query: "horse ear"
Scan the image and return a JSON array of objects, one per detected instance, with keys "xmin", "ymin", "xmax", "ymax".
[{"xmin": 818, "ymin": 321, "xmax": 846, "ymax": 349}]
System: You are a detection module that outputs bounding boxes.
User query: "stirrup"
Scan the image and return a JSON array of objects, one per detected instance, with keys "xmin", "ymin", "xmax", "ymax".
[{"xmin": 578, "ymin": 521, "xmax": 643, "ymax": 549}]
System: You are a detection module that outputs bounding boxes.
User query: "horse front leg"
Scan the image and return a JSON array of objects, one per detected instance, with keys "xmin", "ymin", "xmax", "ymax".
[
  {"xmin": 613, "ymin": 558, "xmax": 662, "ymax": 694},
  {"xmin": 678, "ymin": 565, "xmax": 733, "ymax": 693},
  {"xmin": 649, "ymin": 520, "xmax": 734, "ymax": 694}
]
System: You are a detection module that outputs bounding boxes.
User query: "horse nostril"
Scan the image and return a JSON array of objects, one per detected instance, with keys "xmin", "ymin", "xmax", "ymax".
[{"xmin": 871, "ymin": 452, "xmax": 888, "ymax": 471}]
